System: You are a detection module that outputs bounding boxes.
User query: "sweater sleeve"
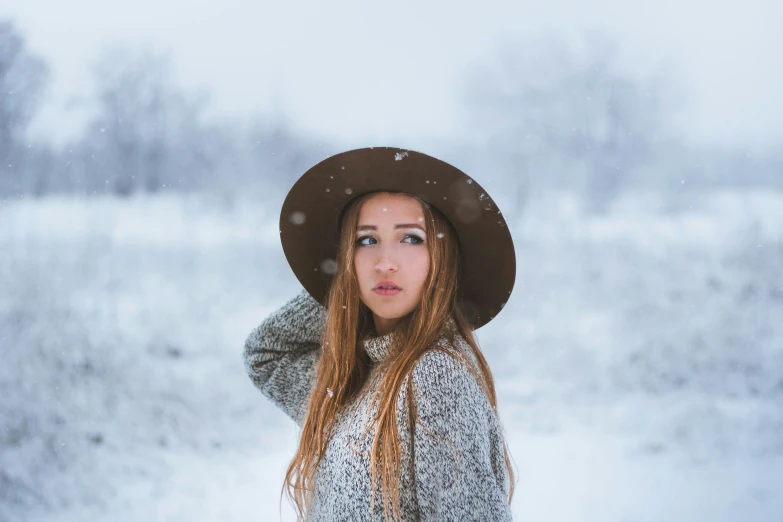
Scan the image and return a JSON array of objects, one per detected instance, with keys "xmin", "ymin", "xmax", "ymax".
[
  {"xmin": 410, "ymin": 350, "xmax": 513, "ymax": 521},
  {"xmin": 243, "ymin": 289, "xmax": 328, "ymax": 426}
]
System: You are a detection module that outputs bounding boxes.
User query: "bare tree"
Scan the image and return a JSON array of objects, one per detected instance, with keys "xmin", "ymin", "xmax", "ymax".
[
  {"xmin": 80, "ymin": 45, "xmax": 214, "ymax": 196},
  {"xmin": 465, "ymin": 30, "xmax": 681, "ymax": 213},
  {"xmin": 249, "ymin": 119, "xmax": 330, "ymax": 194},
  {"xmin": 0, "ymin": 19, "xmax": 50, "ymax": 195}
]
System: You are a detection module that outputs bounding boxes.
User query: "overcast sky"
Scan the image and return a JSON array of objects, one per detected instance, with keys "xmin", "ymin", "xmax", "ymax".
[{"xmin": 3, "ymin": 0, "xmax": 782, "ymax": 152}]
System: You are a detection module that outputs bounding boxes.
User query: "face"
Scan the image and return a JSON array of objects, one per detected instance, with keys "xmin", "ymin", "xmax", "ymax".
[{"xmin": 354, "ymin": 192, "xmax": 431, "ymax": 337}]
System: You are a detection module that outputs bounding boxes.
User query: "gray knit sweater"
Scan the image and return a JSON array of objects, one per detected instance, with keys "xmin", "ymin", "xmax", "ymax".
[{"xmin": 243, "ymin": 289, "xmax": 513, "ymax": 521}]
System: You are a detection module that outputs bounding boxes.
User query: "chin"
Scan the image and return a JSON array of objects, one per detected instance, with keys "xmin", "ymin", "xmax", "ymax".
[
  {"xmin": 379, "ymin": 305, "xmax": 416, "ymax": 318},
  {"xmin": 367, "ymin": 302, "xmax": 404, "ymax": 316},
  {"xmin": 370, "ymin": 305, "xmax": 400, "ymax": 317}
]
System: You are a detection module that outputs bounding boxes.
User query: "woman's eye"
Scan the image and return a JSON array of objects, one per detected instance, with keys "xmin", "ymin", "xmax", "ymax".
[{"xmin": 355, "ymin": 235, "xmax": 424, "ymax": 246}]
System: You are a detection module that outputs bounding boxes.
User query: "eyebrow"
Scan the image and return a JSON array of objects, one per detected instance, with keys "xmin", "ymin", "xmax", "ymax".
[{"xmin": 357, "ymin": 223, "xmax": 425, "ymax": 232}]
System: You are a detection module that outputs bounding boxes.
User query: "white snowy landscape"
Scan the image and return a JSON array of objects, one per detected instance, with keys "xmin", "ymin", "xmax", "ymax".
[
  {"xmin": 2, "ymin": 1, "xmax": 783, "ymax": 519},
  {"xmin": 2, "ymin": 187, "xmax": 781, "ymax": 521}
]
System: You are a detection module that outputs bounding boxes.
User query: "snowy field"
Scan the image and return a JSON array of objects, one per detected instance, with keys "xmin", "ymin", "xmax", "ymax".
[{"xmin": 1, "ymin": 188, "xmax": 782, "ymax": 522}]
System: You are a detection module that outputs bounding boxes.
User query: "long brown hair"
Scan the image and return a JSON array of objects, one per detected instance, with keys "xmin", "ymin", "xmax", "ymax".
[{"xmin": 281, "ymin": 191, "xmax": 516, "ymax": 521}]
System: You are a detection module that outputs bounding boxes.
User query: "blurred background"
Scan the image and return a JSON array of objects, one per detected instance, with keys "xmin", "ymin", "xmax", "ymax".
[{"xmin": 1, "ymin": 1, "xmax": 781, "ymax": 521}]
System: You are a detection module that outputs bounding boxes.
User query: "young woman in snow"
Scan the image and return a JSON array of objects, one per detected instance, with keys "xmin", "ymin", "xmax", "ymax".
[{"xmin": 243, "ymin": 147, "xmax": 517, "ymax": 521}]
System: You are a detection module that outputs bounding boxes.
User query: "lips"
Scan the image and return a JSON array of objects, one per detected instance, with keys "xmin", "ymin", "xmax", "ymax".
[{"xmin": 374, "ymin": 281, "xmax": 401, "ymax": 290}]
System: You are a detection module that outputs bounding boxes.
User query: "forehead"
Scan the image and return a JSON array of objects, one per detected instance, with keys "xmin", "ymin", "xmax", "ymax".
[{"xmin": 358, "ymin": 193, "xmax": 423, "ymax": 220}]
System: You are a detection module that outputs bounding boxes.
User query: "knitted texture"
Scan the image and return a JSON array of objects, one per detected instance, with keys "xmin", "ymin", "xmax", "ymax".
[{"xmin": 243, "ymin": 289, "xmax": 513, "ymax": 521}]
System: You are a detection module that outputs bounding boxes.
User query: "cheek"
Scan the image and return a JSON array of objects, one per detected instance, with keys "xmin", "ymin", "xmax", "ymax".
[
  {"xmin": 354, "ymin": 251, "xmax": 374, "ymax": 279},
  {"xmin": 413, "ymin": 250, "xmax": 431, "ymax": 283},
  {"xmin": 353, "ymin": 252, "xmax": 366, "ymax": 274}
]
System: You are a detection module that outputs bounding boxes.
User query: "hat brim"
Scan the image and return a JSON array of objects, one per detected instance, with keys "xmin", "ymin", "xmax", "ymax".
[{"xmin": 279, "ymin": 146, "xmax": 515, "ymax": 330}]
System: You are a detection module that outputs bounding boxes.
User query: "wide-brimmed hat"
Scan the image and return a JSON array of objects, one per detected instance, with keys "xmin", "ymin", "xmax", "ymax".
[{"xmin": 278, "ymin": 146, "xmax": 515, "ymax": 330}]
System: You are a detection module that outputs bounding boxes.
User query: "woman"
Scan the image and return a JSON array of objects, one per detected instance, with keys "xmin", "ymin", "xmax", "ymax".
[{"xmin": 243, "ymin": 147, "xmax": 517, "ymax": 521}]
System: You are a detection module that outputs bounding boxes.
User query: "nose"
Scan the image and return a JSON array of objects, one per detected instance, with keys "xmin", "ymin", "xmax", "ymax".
[{"xmin": 374, "ymin": 252, "xmax": 398, "ymax": 273}]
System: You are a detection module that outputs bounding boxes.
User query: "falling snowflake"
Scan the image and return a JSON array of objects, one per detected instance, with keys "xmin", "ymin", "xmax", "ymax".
[
  {"xmin": 289, "ymin": 211, "xmax": 307, "ymax": 225},
  {"xmin": 394, "ymin": 151, "xmax": 409, "ymax": 161},
  {"xmin": 327, "ymin": 387, "xmax": 334, "ymax": 397},
  {"xmin": 320, "ymin": 259, "xmax": 338, "ymax": 274}
]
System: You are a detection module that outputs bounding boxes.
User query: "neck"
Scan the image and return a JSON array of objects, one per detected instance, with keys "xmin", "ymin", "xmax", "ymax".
[{"xmin": 373, "ymin": 314, "xmax": 399, "ymax": 337}]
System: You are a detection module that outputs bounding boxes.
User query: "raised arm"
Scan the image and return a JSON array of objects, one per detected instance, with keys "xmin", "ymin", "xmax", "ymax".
[
  {"xmin": 410, "ymin": 350, "xmax": 513, "ymax": 521},
  {"xmin": 243, "ymin": 288, "xmax": 328, "ymax": 426}
]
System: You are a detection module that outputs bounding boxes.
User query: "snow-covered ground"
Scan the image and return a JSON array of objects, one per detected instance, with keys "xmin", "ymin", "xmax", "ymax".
[{"xmin": 1, "ymin": 188, "xmax": 781, "ymax": 522}]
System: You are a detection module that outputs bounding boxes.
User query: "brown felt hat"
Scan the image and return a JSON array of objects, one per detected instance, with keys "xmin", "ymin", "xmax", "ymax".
[{"xmin": 279, "ymin": 146, "xmax": 516, "ymax": 330}]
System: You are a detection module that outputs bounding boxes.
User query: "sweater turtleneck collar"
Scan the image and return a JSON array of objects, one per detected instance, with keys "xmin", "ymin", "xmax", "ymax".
[
  {"xmin": 362, "ymin": 317, "xmax": 459, "ymax": 364},
  {"xmin": 363, "ymin": 330, "xmax": 396, "ymax": 364}
]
